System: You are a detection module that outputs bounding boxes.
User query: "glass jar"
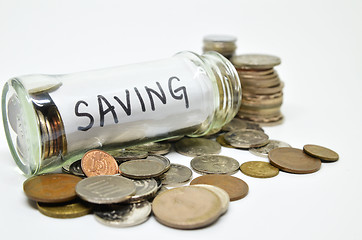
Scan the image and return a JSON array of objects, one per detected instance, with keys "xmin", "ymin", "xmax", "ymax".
[{"xmin": 2, "ymin": 51, "xmax": 241, "ymax": 176}]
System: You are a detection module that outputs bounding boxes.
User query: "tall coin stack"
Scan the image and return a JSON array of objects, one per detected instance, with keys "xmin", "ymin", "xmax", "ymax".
[
  {"xmin": 202, "ymin": 35, "xmax": 237, "ymax": 59},
  {"xmin": 231, "ymin": 54, "xmax": 284, "ymax": 126}
]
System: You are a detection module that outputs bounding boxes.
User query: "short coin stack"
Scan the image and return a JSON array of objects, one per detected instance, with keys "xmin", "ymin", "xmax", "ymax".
[
  {"xmin": 203, "ymin": 35, "xmax": 237, "ymax": 59},
  {"xmin": 231, "ymin": 54, "xmax": 284, "ymax": 126}
]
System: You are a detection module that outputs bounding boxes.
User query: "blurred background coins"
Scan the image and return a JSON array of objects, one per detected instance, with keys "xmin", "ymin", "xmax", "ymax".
[
  {"xmin": 203, "ymin": 34, "xmax": 237, "ymax": 59},
  {"xmin": 190, "ymin": 174, "xmax": 249, "ymax": 201},
  {"xmin": 249, "ymin": 140, "xmax": 291, "ymax": 157},
  {"xmin": 159, "ymin": 163, "xmax": 193, "ymax": 186},
  {"xmin": 81, "ymin": 149, "xmax": 119, "ymax": 177},
  {"xmin": 152, "ymin": 186, "xmax": 223, "ymax": 229},
  {"xmin": 190, "ymin": 154, "xmax": 240, "ymax": 175},
  {"xmin": 231, "ymin": 54, "xmax": 284, "ymax": 126},
  {"xmin": 94, "ymin": 201, "xmax": 152, "ymax": 227},
  {"xmin": 75, "ymin": 175, "xmax": 136, "ymax": 204},
  {"xmin": 36, "ymin": 198, "xmax": 92, "ymax": 218},
  {"xmin": 303, "ymin": 144, "xmax": 339, "ymax": 162},
  {"xmin": 23, "ymin": 173, "xmax": 82, "ymax": 203},
  {"xmin": 240, "ymin": 161, "xmax": 279, "ymax": 178},
  {"xmin": 174, "ymin": 138, "xmax": 221, "ymax": 157},
  {"xmin": 224, "ymin": 129, "xmax": 269, "ymax": 149},
  {"xmin": 268, "ymin": 147, "xmax": 322, "ymax": 174},
  {"xmin": 119, "ymin": 155, "xmax": 170, "ymax": 179}
]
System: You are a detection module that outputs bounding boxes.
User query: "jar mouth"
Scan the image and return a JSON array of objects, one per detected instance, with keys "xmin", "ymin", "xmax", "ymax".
[{"xmin": 2, "ymin": 79, "xmax": 42, "ymax": 176}]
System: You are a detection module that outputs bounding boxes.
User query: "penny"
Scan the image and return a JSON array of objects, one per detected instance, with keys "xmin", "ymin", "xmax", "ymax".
[
  {"xmin": 249, "ymin": 140, "xmax": 291, "ymax": 158},
  {"xmin": 75, "ymin": 175, "xmax": 136, "ymax": 204},
  {"xmin": 69, "ymin": 160, "xmax": 86, "ymax": 177},
  {"xmin": 216, "ymin": 134, "xmax": 235, "ymax": 148},
  {"xmin": 36, "ymin": 198, "xmax": 93, "ymax": 218},
  {"xmin": 190, "ymin": 154, "xmax": 240, "ymax": 175},
  {"xmin": 303, "ymin": 144, "xmax": 339, "ymax": 162},
  {"xmin": 23, "ymin": 173, "xmax": 82, "ymax": 203},
  {"xmin": 190, "ymin": 174, "xmax": 249, "ymax": 201},
  {"xmin": 152, "ymin": 186, "xmax": 223, "ymax": 229},
  {"xmin": 107, "ymin": 149, "xmax": 148, "ymax": 162},
  {"xmin": 192, "ymin": 184, "xmax": 229, "ymax": 215},
  {"xmin": 268, "ymin": 147, "xmax": 322, "ymax": 174},
  {"xmin": 174, "ymin": 138, "xmax": 221, "ymax": 157},
  {"xmin": 158, "ymin": 164, "xmax": 193, "ymax": 186},
  {"xmin": 94, "ymin": 201, "xmax": 152, "ymax": 227},
  {"xmin": 240, "ymin": 161, "xmax": 279, "ymax": 178},
  {"xmin": 81, "ymin": 149, "xmax": 119, "ymax": 177},
  {"xmin": 224, "ymin": 129, "xmax": 269, "ymax": 149},
  {"xmin": 127, "ymin": 179, "xmax": 159, "ymax": 203},
  {"xmin": 231, "ymin": 54, "xmax": 281, "ymax": 69},
  {"xmin": 119, "ymin": 155, "xmax": 170, "ymax": 179},
  {"xmin": 126, "ymin": 142, "xmax": 171, "ymax": 155}
]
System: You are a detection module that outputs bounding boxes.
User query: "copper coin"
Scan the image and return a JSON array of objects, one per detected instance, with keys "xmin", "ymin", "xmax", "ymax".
[
  {"xmin": 81, "ymin": 149, "xmax": 119, "ymax": 177},
  {"xmin": 268, "ymin": 147, "xmax": 321, "ymax": 174},
  {"xmin": 303, "ymin": 144, "xmax": 339, "ymax": 162},
  {"xmin": 190, "ymin": 174, "xmax": 249, "ymax": 201},
  {"xmin": 23, "ymin": 173, "xmax": 82, "ymax": 203}
]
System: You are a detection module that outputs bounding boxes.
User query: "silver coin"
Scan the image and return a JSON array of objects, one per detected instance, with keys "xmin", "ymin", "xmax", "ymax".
[
  {"xmin": 94, "ymin": 201, "xmax": 152, "ymax": 227},
  {"xmin": 174, "ymin": 138, "xmax": 221, "ymax": 157},
  {"xmin": 75, "ymin": 175, "xmax": 136, "ymax": 204},
  {"xmin": 224, "ymin": 129, "xmax": 269, "ymax": 149},
  {"xmin": 159, "ymin": 164, "xmax": 193, "ymax": 186},
  {"xmin": 221, "ymin": 118, "xmax": 248, "ymax": 132},
  {"xmin": 249, "ymin": 140, "xmax": 291, "ymax": 158},
  {"xmin": 127, "ymin": 179, "xmax": 159, "ymax": 203},
  {"xmin": 107, "ymin": 150, "xmax": 148, "ymax": 163},
  {"xmin": 119, "ymin": 155, "xmax": 170, "ymax": 179},
  {"xmin": 192, "ymin": 184, "xmax": 229, "ymax": 215},
  {"xmin": 69, "ymin": 160, "xmax": 86, "ymax": 177},
  {"xmin": 231, "ymin": 54, "xmax": 281, "ymax": 69},
  {"xmin": 190, "ymin": 154, "xmax": 240, "ymax": 175},
  {"xmin": 126, "ymin": 142, "xmax": 171, "ymax": 155}
]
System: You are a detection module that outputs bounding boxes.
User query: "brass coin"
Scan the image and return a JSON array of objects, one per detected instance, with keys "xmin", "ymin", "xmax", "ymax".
[
  {"xmin": 240, "ymin": 161, "xmax": 279, "ymax": 178},
  {"xmin": 190, "ymin": 174, "xmax": 249, "ymax": 201},
  {"xmin": 174, "ymin": 138, "xmax": 221, "ymax": 157},
  {"xmin": 249, "ymin": 139, "xmax": 291, "ymax": 158},
  {"xmin": 126, "ymin": 142, "xmax": 171, "ymax": 155},
  {"xmin": 190, "ymin": 154, "xmax": 240, "ymax": 175},
  {"xmin": 224, "ymin": 129, "xmax": 269, "ymax": 149},
  {"xmin": 23, "ymin": 173, "xmax": 82, "ymax": 203},
  {"xmin": 268, "ymin": 147, "xmax": 321, "ymax": 174},
  {"xmin": 152, "ymin": 186, "xmax": 223, "ymax": 229},
  {"xmin": 159, "ymin": 164, "xmax": 193, "ymax": 186},
  {"xmin": 231, "ymin": 54, "xmax": 281, "ymax": 69},
  {"xmin": 81, "ymin": 149, "xmax": 119, "ymax": 177},
  {"xmin": 243, "ymin": 82, "xmax": 284, "ymax": 95},
  {"xmin": 216, "ymin": 134, "xmax": 235, "ymax": 148},
  {"xmin": 37, "ymin": 198, "xmax": 92, "ymax": 218},
  {"xmin": 303, "ymin": 144, "xmax": 339, "ymax": 162}
]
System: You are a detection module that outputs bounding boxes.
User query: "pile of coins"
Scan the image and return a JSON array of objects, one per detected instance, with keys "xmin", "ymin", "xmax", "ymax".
[
  {"xmin": 202, "ymin": 35, "xmax": 237, "ymax": 59},
  {"xmin": 231, "ymin": 54, "xmax": 284, "ymax": 125}
]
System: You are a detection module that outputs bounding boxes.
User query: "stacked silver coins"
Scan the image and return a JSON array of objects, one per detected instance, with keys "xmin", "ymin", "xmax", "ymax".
[
  {"xmin": 202, "ymin": 35, "xmax": 237, "ymax": 59},
  {"xmin": 231, "ymin": 54, "xmax": 284, "ymax": 126}
]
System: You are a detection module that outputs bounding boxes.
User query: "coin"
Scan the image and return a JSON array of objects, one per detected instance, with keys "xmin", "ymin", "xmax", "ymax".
[
  {"xmin": 36, "ymin": 198, "xmax": 93, "ymax": 218},
  {"xmin": 221, "ymin": 118, "xmax": 248, "ymax": 132},
  {"xmin": 75, "ymin": 175, "xmax": 136, "ymax": 204},
  {"xmin": 158, "ymin": 164, "xmax": 193, "ymax": 186},
  {"xmin": 94, "ymin": 201, "xmax": 152, "ymax": 227},
  {"xmin": 69, "ymin": 160, "xmax": 86, "ymax": 177},
  {"xmin": 126, "ymin": 142, "xmax": 171, "ymax": 155},
  {"xmin": 203, "ymin": 34, "xmax": 237, "ymax": 58},
  {"xmin": 231, "ymin": 54, "xmax": 281, "ymax": 69},
  {"xmin": 240, "ymin": 161, "xmax": 279, "ymax": 178},
  {"xmin": 127, "ymin": 179, "xmax": 159, "ymax": 203},
  {"xmin": 174, "ymin": 138, "xmax": 221, "ymax": 157},
  {"xmin": 190, "ymin": 174, "xmax": 249, "ymax": 201},
  {"xmin": 268, "ymin": 147, "xmax": 322, "ymax": 174},
  {"xmin": 224, "ymin": 129, "xmax": 269, "ymax": 149},
  {"xmin": 190, "ymin": 154, "xmax": 240, "ymax": 175},
  {"xmin": 107, "ymin": 149, "xmax": 148, "ymax": 162},
  {"xmin": 81, "ymin": 149, "xmax": 119, "ymax": 177},
  {"xmin": 192, "ymin": 184, "xmax": 229, "ymax": 215},
  {"xmin": 23, "ymin": 173, "xmax": 82, "ymax": 203},
  {"xmin": 119, "ymin": 155, "xmax": 170, "ymax": 179},
  {"xmin": 249, "ymin": 140, "xmax": 291, "ymax": 158},
  {"xmin": 216, "ymin": 134, "xmax": 235, "ymax": 148},
  {"xmin": 303, "ymin": 144, "xmax": 339, "ymax": 162},
  {"xmin": 152, "ymin": 186, "xmax": 223, "ymax": 229}
]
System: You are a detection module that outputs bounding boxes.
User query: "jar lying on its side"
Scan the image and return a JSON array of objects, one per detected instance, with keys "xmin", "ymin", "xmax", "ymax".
[{"xmin": 2, "ymin": 51, "xmax": 242, "ymax": 176}]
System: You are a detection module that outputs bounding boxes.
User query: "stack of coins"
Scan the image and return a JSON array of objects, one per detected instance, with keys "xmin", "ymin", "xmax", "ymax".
[
  {"xmin": 203, "ymin": 35, "xmax": 237, "ymax": 59},
  {"xmin": 231, "ymin": 54, "xmax": 284, "ymax": 126}
]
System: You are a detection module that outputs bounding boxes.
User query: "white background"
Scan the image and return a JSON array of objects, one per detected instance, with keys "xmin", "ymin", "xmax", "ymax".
[{"xmin": 1, "ymin": 0, "xmax": 361, "ymax": 239}]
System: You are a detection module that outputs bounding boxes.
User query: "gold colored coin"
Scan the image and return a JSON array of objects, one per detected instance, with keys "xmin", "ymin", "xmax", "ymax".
[
  {"xmin": 303, "ymin": 144, "xmax": 339, "ymax": 162},
  {"xmin": 37, "ymin": 198, "xmax": 93, "ymax": 218},
  {"xmin": 240, "ymin": 161, "xmax": 279, "ymax": 178}
]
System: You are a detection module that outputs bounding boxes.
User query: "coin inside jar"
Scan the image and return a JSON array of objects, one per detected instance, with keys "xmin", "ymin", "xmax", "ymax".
[
  {"xmin": 190, "ymin": 154, "xmax": 240, "ymax": 175},
  {"xmin": 240, "ymin": 161, "xmax": 279, "ymax": 178},
  {"xmin": 224, "ymin": 129, "xmax": 269, "ymax": 149},
  {"xmin": 303, "ymin": 144, "xmax": 339, "ymax": 162},
  {"xmin": 174, "ymin": 138, "xmax": 221, "ymax": 157}
]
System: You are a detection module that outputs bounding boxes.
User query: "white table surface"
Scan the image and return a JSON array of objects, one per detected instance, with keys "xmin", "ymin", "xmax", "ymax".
[{"xmin": 1, "ymin": 0, "xmax": 361, "ymax": 239}]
